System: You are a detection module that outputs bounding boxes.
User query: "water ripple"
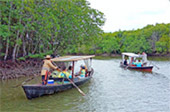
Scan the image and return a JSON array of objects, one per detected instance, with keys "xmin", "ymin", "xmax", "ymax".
[{"xmin": 0, "ymin": 59, "xmax": 170, "ymax": 112}]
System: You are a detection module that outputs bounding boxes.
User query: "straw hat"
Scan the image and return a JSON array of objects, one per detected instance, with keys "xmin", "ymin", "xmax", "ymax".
[{"xmin": 45, "ymin": 55, "xmax": 51, "ymax": 59}]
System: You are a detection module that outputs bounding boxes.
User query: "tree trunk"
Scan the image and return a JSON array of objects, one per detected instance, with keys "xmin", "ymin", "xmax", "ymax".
[
  {"xmin": 22, "ymin": 38, "xmax": 27, "ymax": 56},
  {"xmin": 12, "ymin": 30, "xmax": 19, "ymax": 61},
  {"xmin": 12, "ymin": 0, "xmax": 24, "ymax": 61},
  {"xmin": 16, "ymin": 45, "xmax": 20, "ymax": 58},
  {"xmin": 4, "ymin": 39, "xmax": 9, "ymax": 60},
  {"xmin": 32, "ymin": 37, "xmax": 40, "ymax": 54},
  {"xmin": 12, "ymin": 44, "xmax": 18, "ymax": 61},
  {"xmin": 4, "ymin": 1, "xmax": 12, "ymax": 60}
]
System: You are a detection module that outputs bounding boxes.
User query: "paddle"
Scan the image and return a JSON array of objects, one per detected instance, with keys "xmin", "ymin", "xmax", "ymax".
[
  {"xmin": 12, "ymin": 75, "xmax": 37, "ymax": 88},
  {"xmin": 52, "ymin": 61, "xmax": 85, "ymax": 96},
  {"xmin": 124, "ymin": 65, "xmax": 129, "ymax": 70},
  {"xmin": 66, "ymin": 77, "xmax": 85, "ymax": 96},
  {"xmin": 150, "ymin": 62, "xmax": 160, "ymax": 69}
]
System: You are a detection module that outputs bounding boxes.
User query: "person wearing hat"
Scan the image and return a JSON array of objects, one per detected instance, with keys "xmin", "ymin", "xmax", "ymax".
[{"xmin": 41, "ymin": 55, "xmax": 60, "ymax": 85}]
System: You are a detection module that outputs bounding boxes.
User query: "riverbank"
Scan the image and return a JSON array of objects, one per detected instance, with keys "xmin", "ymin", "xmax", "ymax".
[
  {"xmin": 0, "ymin": 59, "xmax": 42, "ymax": 80},
  {"xmin": 0, "ymin": 53, "xmax": 169, "ymax": 80}
]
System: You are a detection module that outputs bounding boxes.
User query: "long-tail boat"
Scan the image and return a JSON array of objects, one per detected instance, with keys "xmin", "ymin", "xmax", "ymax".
[
  {"xmin": 22, "ymin": 55, "xmax": 95, "ymax": 99},
  {"xmin": 120, "ymin": 52, "xmax": 153, "ymax": 72}
]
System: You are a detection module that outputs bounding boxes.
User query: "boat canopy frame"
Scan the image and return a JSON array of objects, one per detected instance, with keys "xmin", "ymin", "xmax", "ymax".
[
  {"xmin": 121, "ymin": 52, "xmax": 147, "ymax": 65},
  {"xmin": 51, "ymin": 55, "xmax": 95, "ymax": 80},
  {"xmin": 51, "ymin": 55, "xmax": 95, "ymax": 62}
]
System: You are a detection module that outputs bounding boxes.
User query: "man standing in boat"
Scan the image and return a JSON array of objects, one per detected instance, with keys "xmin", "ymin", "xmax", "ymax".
[
  {"xmin": 142, "ymin": 52, "xmax": 148, "ymax": 66},
  {"xmin": 41, "ymin": 55, "xmax": 60, "ymax": 85}
]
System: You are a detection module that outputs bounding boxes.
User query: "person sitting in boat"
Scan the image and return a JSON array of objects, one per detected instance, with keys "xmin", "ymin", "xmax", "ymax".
[
  {"xmin": 78, "ymin": 65, "xmax": 86, "ymax": 78},
  {"xmin": 132, "ymin": 60, "xmax": 137, "ymax": 66},
  {"xmin": 124, "ymin": 59, "xmax": 128, "ymax": 66},
  {"xmin": 68, "ymin": 66, "xmax": 73, "ymax": 75},
  {"xmin": 51, "ymin": 68, "xmax": 61, "ymax": 78},
  {"xmin": 59, "ymin": 66, "xmax": 72, "ymax": 79},
  {"xmin": 84, "ymin": 65, "xmax": 89, "ymax": 77},
  {"xmin": 136, "ymin": 60, "xmax": 142, "ymax": 67},
  {"xmin": 41, "ymin": 55, "xmax": 60, "ymax": 85}
]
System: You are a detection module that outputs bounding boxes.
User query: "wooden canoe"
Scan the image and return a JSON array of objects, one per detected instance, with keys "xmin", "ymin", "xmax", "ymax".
[
  {"xmin": 22, "ymin": 55, "xmax": 95, "ymax": 99},
  {"xmin": 22, "ymin": 75, "xmax": 92, "ymax": 99}
]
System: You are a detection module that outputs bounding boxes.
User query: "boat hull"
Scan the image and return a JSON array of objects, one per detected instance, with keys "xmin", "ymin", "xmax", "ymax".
[
  {"xmin": 120, "ymin": 64, "xmax": 153, "ymax": 72},
  {"xmin": 22, "ymin": 76, "xmax": 91, "ymax": 99}
]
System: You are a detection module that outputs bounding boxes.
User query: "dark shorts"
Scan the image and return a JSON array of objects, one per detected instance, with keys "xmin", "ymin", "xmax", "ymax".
[{"xmin": 42, "ymin": 75, "xmax": 48, "ymax": 85}]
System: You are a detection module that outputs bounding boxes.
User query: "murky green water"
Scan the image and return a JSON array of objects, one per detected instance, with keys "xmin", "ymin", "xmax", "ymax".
[{"xmin": 0, "ymin": 57, "xmax": 170, "ymax": 112}]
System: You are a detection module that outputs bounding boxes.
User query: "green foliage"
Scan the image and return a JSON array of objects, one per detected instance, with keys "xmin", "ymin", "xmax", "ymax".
[
  {"xmin": 28, "ymin": 51, "xmax": 53, "ymax": 59},
  {"xmin": 0, "ymin": 53, "xmax": 5, "ymax": 57},
  {"xmin": 0, "ymin": 0, "xmax": 105, "ymax": 60},
  {"xmin": 156, "ymin": 34, "xmax": 170, "ymax": 53},
  {"xmin": 28, "ymin": 54, "xmax": 44, "ymax": 59},
  {"xmin": 97, "ymin": 33, "xmax": 120, "ymax": 54},
  {"xmin": 1, "ymin": 0, "xmax": 169, "ymax": 60},
  {"xmin": 18, "ymin": 57, "xmax": 26, "ymax": 61},
  {"xmin": 94, "ymin": 23, "xmax": 170, "ymax": 55}
]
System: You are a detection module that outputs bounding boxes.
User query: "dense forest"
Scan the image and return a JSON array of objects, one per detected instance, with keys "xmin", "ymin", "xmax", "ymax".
[
  {"xmin": 0, "ymin": 0, "xmax": 105, "ymax": 61},
  {"xmin": 94, "ymin": 23, "xmax": 170, "ymax": 55},
  {"xmin": 0, "ymin": 0, "xmax": 170, "ymax": 61}
]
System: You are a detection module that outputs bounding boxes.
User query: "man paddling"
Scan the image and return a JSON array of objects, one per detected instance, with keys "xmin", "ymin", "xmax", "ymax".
[{"xmin": 41, "ymin": 55, "xmax": 60, "ymax": 85}]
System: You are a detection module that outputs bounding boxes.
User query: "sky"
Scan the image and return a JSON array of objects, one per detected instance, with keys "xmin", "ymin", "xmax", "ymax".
[{"xmin": 87, "ymin": 0, "xmax": 170, "ymax": 32}]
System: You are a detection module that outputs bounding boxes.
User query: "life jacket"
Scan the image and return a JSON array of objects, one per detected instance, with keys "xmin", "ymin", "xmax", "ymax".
[
  {"xmin": 58, "ymin": 71, "xmax": 71, "ymax": 78},
  {"xmin": 136, "ymin": 62, "xmax": 142, "ymax": 67},
  {"xmin": 63, "ymin": 71, "xmax": 70, "ymax": 78},
  {"xmin": 80, "ymin": 69, "xmax": 86, "ymax": 77},
  {"xmin": 132, "ymin": 62, "xmax": 137, "ymax": 65},
  {"xmin": 51, "ymin": 71, "xmax": 60, "ymax": 78}
]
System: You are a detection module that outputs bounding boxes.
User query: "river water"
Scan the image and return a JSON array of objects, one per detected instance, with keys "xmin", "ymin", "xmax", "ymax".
[{"xmin": 0, "ymin": 57, "xmax": 170, "ymax": 112}]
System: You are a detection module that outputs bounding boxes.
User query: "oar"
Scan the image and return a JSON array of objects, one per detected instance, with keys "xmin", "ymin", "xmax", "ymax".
[
  {"xmin": 150, "ymin": 62, "xmax": 160, "ymax": 69},
  {"xmin": 12, "ymin": 76, "xmax": 36, "ymax": 88},
  {"xmin": 52, "ymin": 61, "xmax": 85, "ymax": 96},
  {"xmin": 66, "ymin": 77, "xmax": 85, "ymax": 96},
  {"xmin": 124, "ymin": 65, "xmax": 129, "ymax": 70}
]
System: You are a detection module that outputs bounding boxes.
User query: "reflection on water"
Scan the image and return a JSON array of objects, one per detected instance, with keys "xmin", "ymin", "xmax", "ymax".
[{"xmin": 0, "ymin": 58, "xmax": 170, "ymax": 112}]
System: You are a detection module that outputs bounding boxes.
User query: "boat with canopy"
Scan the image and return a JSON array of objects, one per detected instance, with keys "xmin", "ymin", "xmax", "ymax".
[
  {"xmin": 22, "ymin": 55, "xmax": 95, "ymax": 99},
  {"xmin": 120, "ymin": 52, "xmax": 153, "ymax": 72}
]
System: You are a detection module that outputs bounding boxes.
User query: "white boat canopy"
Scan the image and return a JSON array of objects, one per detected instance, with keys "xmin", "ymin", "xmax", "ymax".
[
  {"xmin": 122, "ymin": 52, "xmax": 143, "ymax": 58},
  {"xmin": 51, "ymin": 55, "xmax": 95, "ymax": 72},
  {"xmin": 51, "ymin": 55, "xmax": 95, "ymax": 62}
]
